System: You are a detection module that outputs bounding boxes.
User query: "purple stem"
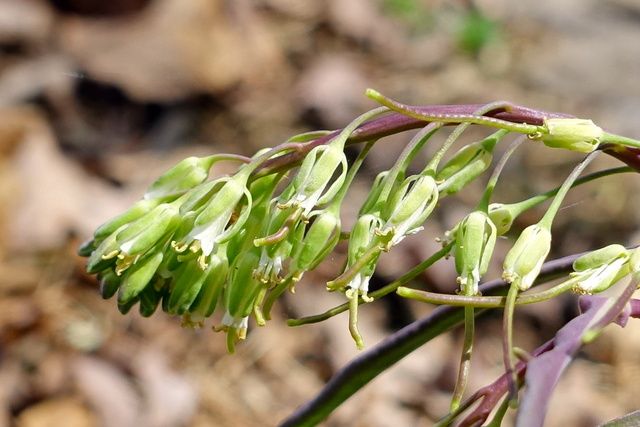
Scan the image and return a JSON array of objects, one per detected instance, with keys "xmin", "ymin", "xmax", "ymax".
[{"xmin": 254, "ymin": 104, "xmax": 640, "ymax": 177}]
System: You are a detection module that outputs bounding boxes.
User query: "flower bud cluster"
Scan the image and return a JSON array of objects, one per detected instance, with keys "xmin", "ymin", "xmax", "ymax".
[
  {"xmin": 80, "ymin": 131, "xmax": 353, "ymax": 352},
  {"xmin": 80, "ymin": 96, "xmax": 634, "ymax": 354}
]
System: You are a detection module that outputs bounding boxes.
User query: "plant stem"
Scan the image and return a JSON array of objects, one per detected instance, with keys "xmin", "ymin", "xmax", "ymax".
[
  {"xmin": 278, "ymin": 252, "xmax": 582, "ymax": 427},
  {"xmin": 288, "ymin": 242, "xmax": 454, "ymax": 327}
]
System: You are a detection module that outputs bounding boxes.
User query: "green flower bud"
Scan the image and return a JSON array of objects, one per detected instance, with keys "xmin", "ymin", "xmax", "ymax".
[
  {"xmin": 279, "ymin": 143, "xmax": 347, "ymax": 215},
  {"xmin": 223, "ymin": 251, "xmax": 263, "ymax": 320},
  {"xmin": 359, "ymin": 171, "xmax": 390, "ymax": 215},
  {"xmin": 184, "ymin": 253, "xmax": 228, "ymax": 323},
  {"xmin": 436, "ymin": 130, "xmax": 503, "ymax": 195},
  {"xmin": 380, "ymin": 174, "xmax": 438, "ymax": 248},
  {"xmin": 328, "ymin": 214, "xmax": 382, "ymax": 299},
  {"xmin": 165, "ymin": 257, "xmax": 212, "ymax": 316},
  {"xmin": 138, "ymin": 282, "xmax": 165, "ymax": 317},
  {"xmin": 85, "ymin": 226, "xmax": 125, "ymax": 274},
  {"xmin": 98, "ymin": 268, "xmax": 121, "ymax": 299},
  {"xmin": 78, "ymin": 238, "xmax": 98, "ymax": 257},
  {"xmin": 94, "ymin": 198, "xmax": 162, "ymax": 240},
  {"xmin": 144, "ymin": 156, "xmax": 214, "ymax": 200},
  {"xmin": 573, "ymin": 244, "xmax": 628, "ymax": 272},
  {"xmin": 115, "ymin": 203, "xmax": 181, "ymax": 257},
  {"xmin": 502, "ymin": 224, "xmax": 552, "ymax": 291},
  {"xmin": 571, "ymin": 244, "xmax": 630, "ymax": 294},
  {"xmin": 539, "ymin": 118, "xmax": 603, "ymax": 153},
  {"xmin": 117, "ymin": 297, "xmax": 139, "ymax": 315},
  {"xmin": 117, "ymin": 250, "xmax": 164, "ymax": 304},
  {"xmin": 290, "ymin": 210, "xmax": 341, "ymax": 278},
  {"xmin": 454, "ymin": 211, "xmax": 497, "ymax": 295},
  {"xmin": 488, "ymin": 203, "xmax": 514, "ymax": 235}
]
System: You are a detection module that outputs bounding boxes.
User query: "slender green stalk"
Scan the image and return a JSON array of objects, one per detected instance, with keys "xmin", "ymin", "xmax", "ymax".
[
  {"xmin": 503, "ymin": 284, "xmax": 520, "ymax": 403},
  {"xmin": 288, "ymin": 242, "xmax": 454, "ymax": 327},
  {"xmin": 507, "ymin": 166, "xmax": 632, "ymax": 219},
  {"xmin": 451, "ymin": 306, "xmax": 475, "ymax": 410},
  {"xmin": 367, "ymin": 89, "xmax": 546, "ymax": 135},
  {"xmin": 538, "ymin": 150, "xmax": 600, "ymax": 229},
  {"xmin": 477, "ymin": 134, "xmax": 525, "ymax": 211},
  {"xmin": 397, "ymin": 276, "xmax": 579, "ymax": 308},
  {"xmin": 601, "ymin": 132, "xmax": 640, "ymax": 149}
]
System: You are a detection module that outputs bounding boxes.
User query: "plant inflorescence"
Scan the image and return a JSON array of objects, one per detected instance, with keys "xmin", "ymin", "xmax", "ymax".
[{"xmin": 79, "ymin": 90, "xmax": 640, "ymax": 426}]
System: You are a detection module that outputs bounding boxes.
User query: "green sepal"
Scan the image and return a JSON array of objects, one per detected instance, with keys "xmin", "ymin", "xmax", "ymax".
[
  {"xmin": 291, "ymin": 211, "xmax": 341, "ymax": 273},
  {"xmin": 224, "ymin": 250, "xmax": 263, "ymax": 318},
  {"xmin": 98, "ymin": 268, "xmax": 121, "ymax": 300},
  {"xmin": 144, "ymin": 156, "xmax": 215, "ymax": 200},
  {"xmin": 85, "ymin": 227, "xmax": 125, "ymax": 274},
  {"xmin": 115, "ymin": 203, "xmax": 181, "ymax": 256},
  {"xmin": 117, "ymin": 250, "xmax": 164, "ymax": 304},
  {"xmin": 78, "ymin": 238, "xmax": 98, "ymax": 257},
  {"xmin": 540, "ymin": 118, "xmax": 603, "ymax": 153},
  {"xmin": 502, "ymin": 224, "xmax": 552, "ymax": 291},
  {"xmin": 187, "ymin": 254, "xmax": 229, "ymax": 318},
  {"xmin": 94, "ymin": 198, "xmax": 161, "ymax": 240},
  {"xmin": 436, "ymin": 130, "xmax": 504, "ymax": 195},
  {"xmin": 138, "ymin": 282, "xmax": 165, "ymax": 317},
  {"xmin": 117, "ymin": 297, "xmax": 139, "ymax": 315},
  {"xmin": 572, "ymin": 244, "xmax": 628, "ymax": 272}
]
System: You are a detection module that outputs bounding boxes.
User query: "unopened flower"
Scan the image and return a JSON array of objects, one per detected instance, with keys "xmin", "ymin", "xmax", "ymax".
[
  {"xmin": 537, "ymin": 118, "xmax": 603, "ymax": 153},
  {"xmin": 436, "ymin": 129, "xmax": 505, "ymax": 195},
  {"xmin": 488, "ymin": 203, "xmax": 515, "ymax": 235},
  {"xmin": 327, "ymin": 214, "xmax": 382, "ymax": 300},
  {"xmin": 379, "ymin": 174, "xmax": 438, "ymax": 248},
  {"xmin": 454, "ymin": 211, "xmax": 497, "ymax": 295},
  {"xmin": 290, "ymin": 210, "xmax": 341, "ymax": 281},
  {"xmin": 218, "ymin": 250, "xmax": 264, "ymax": 353},
  {"xmin": 278, "ymin": 143, "xmax": 347, "ymax": 216},
  {"xmin": 571, "ymin": 244, "xmax": 630, "ymax": 294},
  {"xmin": 502, "ymin": 224, "xmax": 552, "ymax": 291},
  {"xmin": 176, "ymin": 175, "xmax": 252, "ymax": 265},
  {"xmin": 144, "ymin": 156, "xmax": 215, "ymax": 200}
]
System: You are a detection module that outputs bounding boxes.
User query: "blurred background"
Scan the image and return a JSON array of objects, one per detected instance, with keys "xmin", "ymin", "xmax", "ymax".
[{"xmin": 1, "ymin": 0, "xmax": 640, "ymax": 426}]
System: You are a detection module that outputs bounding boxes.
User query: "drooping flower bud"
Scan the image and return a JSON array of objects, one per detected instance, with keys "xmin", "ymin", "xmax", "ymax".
[
  {"xmin": 180, "ymin": 175, "xmax": 252, "ymax": 261},
  {"xmin": 502, "ymin": 224, "xmax": 552, "ymax": 291},
  {"xmin": 290, "ymin": 210, "xmax": 341, "ymax": 280},
  {"xmin": 488, "ymin": 203, "xmax": 515, "ymax": 235},
  {"xmin": 219, "ymin": 250, "xmax": 264, "ymax": 351},
  {"xmin": 436, "ymin": 129, "xmax": 505, "ymax": 195},
  {"xmin": 538, "ymin": 118, "xmax": 603, "ymax": 153},
  {"xmin": 571, "ymin": 244, "xmax": 630, "ymax": 294},
  {"xmin": 454, "ymin": 211, "xmax": 497, "ymax": 295},
  {"xmin": 278, "ymin": 143, "xmax": 347, "ymax": 216},
  {"xmin": 327, "ymin": 214, "xmax": 382, "ymax": 300},
  {"xmin": 115, "ymin": 203, "xmax": 181, "ymax": 257},
  {"xmin": 94, "ymin": 198, "xmax": 162, "ymax": 240},
  {"xmin": 379, "ymin": 174, "xmax": 438, "ymax": 248},
  {"xmin": 117, "ymin": 249, "xmax": 164, "ymax": 305},
  {"xmin": 144, "ymin": 156, "xmax": 215, "ymax": 200}
]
